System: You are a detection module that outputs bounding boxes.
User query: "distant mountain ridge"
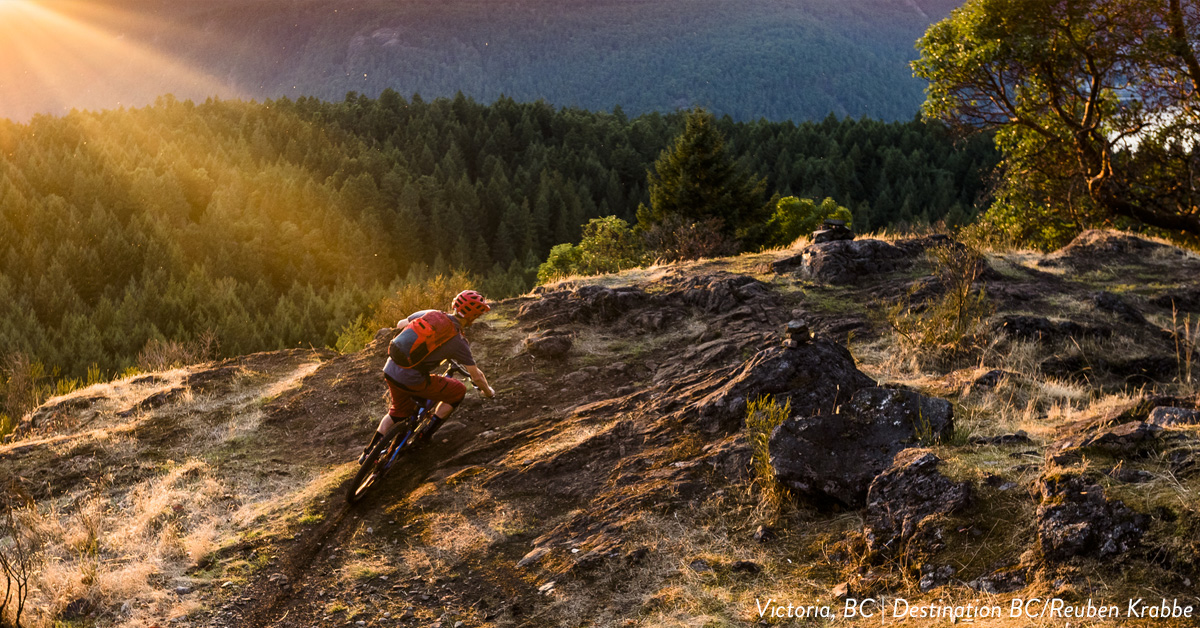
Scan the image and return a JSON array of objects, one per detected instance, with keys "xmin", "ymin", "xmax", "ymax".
[{"xmin": 4, "ymin": 0, "xmax": 962, "ymax": 122}]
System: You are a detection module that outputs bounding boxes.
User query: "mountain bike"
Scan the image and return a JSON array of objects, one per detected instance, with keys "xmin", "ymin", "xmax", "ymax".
[{"xmin": 346, "ymin": 360, "xmax": 474, "ymax": 504}]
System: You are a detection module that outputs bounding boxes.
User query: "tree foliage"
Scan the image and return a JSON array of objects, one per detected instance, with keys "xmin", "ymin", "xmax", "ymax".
[
  {"xmin": 0, "ymin": 93, "xmax": 995, "ymax": 429},
  {"xmin": 637, "ymin": 109, "xmax": 772, "ymax": 248},
  {"xmin": 915, "ymin": 0, "xmax": 1200, "ymax": 247},
  {"xmin": 765, "ymin": 196, "xmax": 854, "ymax": 248},
  {"xmin": 537, "ymin": 216, "xmax": 645, "ymax": 283}
]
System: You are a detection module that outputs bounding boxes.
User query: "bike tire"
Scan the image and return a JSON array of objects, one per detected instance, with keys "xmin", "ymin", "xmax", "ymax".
[{"xmin": 346, "ymin": 424, "xmax": 407, "ymax": 504}]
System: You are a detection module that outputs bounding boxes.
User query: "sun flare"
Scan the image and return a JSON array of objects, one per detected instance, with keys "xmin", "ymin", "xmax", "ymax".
[{"xmin": 0, "ymin": 0, "xmax": 237, "ymax": 121}]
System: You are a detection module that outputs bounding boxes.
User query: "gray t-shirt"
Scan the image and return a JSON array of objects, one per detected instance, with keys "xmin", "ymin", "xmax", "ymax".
[{"xmin": 382, "ymin": 310, "xmax": 475, "ymax": 388}]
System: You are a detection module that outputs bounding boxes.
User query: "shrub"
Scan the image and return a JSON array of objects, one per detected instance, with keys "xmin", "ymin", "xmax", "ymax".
[
  {"xmin": 641, "ymin": 215, "xmax": 739, "ymax": 262},
  {"xmin": 537, "ymin": 216, "xmax": 645, "ymax": 283},
  {"xmin": 764, "ymin": 196, "xmax": 853, "ymax": 248},
  {"xmin": 0, "ymin": 485, "xmax": 36, "ymax": 628},
  {"xmin": 336, "ymin": 269, "xmax": 478, "ymax": 353},
  {"xmin": 135, "ymin": 330, "xmax": 219, "ymax": 372},
  {"xmin": 885, "ymin": 243, "xmax": 993, "ymax": 364}
]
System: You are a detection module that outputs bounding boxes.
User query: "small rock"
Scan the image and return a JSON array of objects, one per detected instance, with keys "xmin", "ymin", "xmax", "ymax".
[
  {"xmin": 1037, "ymin": 473, "xmax": 1148, "ymax": 561},
  {"xmin": 918, "ymin": 565, "xmax": 956, "ymax": 592},
  {"xmin": 537, "ymin": 581, "xmax": 556, "ymax": 594},
  {"xmin": 625, "ymin": 547, "xmax": 650, "ymax": 564},
  {"xmin": 752, "ymin": 525, "xmax": 777, "ymax": 543},
  {"xmin": 831, "ymin": 582, "xmax": 851, "ymax": 599},
  {"xmin": 970, "ymin": 369, "xmax": 1013, "ymax": 390},
  {"xmin": 174, "ymin": 585, "xmax": 193, "ymax": 595},
  {"xmin": 730, "ymin": 560, "xmax": 761, "ymax": 574},
  {"xmin": 864, "ymin": 451, "xmax": 971, "ymax": 557},
  {"xmin": 967, "ymin": 567, "xmax": 1027, "ymax": 594},
  {"xmin": 970, "ymin": 431, "xmax": 1033, "ymax": 446},
  {"xmin": 689, "ymin": 559, "xmax": 714, "ymax": 573}
]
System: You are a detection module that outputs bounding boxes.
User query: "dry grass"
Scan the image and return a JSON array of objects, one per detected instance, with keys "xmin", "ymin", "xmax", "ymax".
[{"xmin": 24, "ymin": 460, "xmax": 228, "ymax": 627}]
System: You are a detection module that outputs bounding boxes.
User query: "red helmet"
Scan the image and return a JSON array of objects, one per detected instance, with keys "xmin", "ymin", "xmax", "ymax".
[{"xmin": 452, "ymin": 290, "xmax": 490, "ymax": 322}]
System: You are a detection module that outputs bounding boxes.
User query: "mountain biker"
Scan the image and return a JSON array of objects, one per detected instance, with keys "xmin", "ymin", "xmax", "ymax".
[{"xmin": 359, "ymin": 290, "xmax": 496, "ymax": 463}]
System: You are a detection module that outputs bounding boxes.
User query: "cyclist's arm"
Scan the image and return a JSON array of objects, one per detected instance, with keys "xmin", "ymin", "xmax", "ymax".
[{"xmin": 465, "ymin": 364, "xmax": 495, "ymax": 398}]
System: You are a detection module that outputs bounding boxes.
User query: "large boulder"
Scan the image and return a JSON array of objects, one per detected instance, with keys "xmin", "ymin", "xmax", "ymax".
[
  {"xmin": 689, "ymin": 339, "xmax": 876, "ymax": 433},
  {"xmin": 864, "ymin": 450, "xmax": 972, "ymax": 558},
  {"xmin": 769, "ymin": 386, "xmax": 955, "ymax": 508},
  {"xmin": 797, "ymin": 239, "xmax": 913, "ymax": 284},
  {"xmin": 1037, "ymin": 473, "xmax": 1148, "ymax": 562},
  {"xmin": 518, "ymin": 285, "xmax": 650, "ymax": 328},
  {"xmin": 523, "ymin": 331, "xmax": 574, "ymax": 360}
]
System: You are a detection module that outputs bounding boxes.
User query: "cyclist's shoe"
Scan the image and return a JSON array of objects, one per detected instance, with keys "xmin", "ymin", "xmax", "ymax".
[{"xmin": 357, "ymin": 447, "xmax": 370, "ymax": 465}]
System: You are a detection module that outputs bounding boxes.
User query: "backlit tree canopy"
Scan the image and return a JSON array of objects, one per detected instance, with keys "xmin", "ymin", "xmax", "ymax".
[{"xmin": 914, "ymin": 0, "xmax": 1200, "ymax": 245}]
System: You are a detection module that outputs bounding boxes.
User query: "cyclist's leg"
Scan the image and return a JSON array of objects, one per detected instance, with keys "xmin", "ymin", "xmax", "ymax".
[
  {"xmin": 413, "ymin": 375, "xmax": 467, "ymax": 420},
  {"xmin": 361, "ymin": 376, "xmax": 418, "ymax": 462}
]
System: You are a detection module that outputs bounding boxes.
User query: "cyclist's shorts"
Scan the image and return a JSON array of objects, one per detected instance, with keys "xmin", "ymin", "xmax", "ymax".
[{"xmin": 384, "ymin": 373, "xmax": 467, "ymax": 419}]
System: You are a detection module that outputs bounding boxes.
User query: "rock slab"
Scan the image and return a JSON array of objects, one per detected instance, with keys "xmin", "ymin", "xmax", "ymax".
[
  {"xmin": 769, "ymin": 387, "xmax": 954, "ymax": 508},
  {"xmin": 1037, "ymin": 473, "xmax": 1148, "ymax": 562},
  {"xmin": 864, "ymin": 451, "xmax": 972, "ymax": 557}
]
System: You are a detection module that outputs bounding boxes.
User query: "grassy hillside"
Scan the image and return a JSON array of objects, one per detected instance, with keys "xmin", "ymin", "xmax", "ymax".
[{"xmin": 2, "ymin": 230, "xmax": 1199, "ymax": 627}]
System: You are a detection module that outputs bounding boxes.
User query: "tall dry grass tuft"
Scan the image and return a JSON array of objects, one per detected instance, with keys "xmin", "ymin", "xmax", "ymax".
[
  {"xmin": 27, "ymin": 460, "xmax": 228, "ymax": 626},
  {"xmin": 884, "ymin": 243, "xmax": 993, "ymax": 366},
  {"xmin": 745, "ymin": 396, "xmax": 791, "ymax": 513},
  {"xmin": 1171, "ymin": 305, "xmax": 1198, "ymax": 389},
  {"xmin": 136, "ymin": 330, "xmax": 219, "ymax": 373}
]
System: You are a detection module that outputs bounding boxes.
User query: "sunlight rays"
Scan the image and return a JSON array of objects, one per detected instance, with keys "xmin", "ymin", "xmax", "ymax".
[{"xmin": 0, "ymin": 0, "xmax": 240, "ymax": 121}]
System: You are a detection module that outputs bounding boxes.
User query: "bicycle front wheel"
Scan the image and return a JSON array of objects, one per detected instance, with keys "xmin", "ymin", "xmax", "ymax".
[{"xmin": 347, "ymin": 424, "xmax": 407, "ymax": 504}]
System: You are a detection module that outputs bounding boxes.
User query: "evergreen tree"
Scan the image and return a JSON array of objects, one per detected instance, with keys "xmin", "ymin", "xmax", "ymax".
[{"xmin": 636, "ymin": 109, "xmax": 770, "ymax": 246}]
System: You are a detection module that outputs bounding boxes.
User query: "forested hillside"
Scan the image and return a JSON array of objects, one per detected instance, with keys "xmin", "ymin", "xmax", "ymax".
[
  {"xmin": 0, "ymin": 93, "xmax": 995, "ymax": 428},
  {"xmin": 5, "ymin": 0, "xmax": 960, "ymax": 122}
]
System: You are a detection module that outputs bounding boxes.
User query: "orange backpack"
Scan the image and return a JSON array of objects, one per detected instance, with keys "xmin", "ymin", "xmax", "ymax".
[{"xmin": 388, "ymin": 310, "xmax": 459, "ymax": 368}]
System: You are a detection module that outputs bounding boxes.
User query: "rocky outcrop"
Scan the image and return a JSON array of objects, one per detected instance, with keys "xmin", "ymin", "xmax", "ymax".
[
  {"xmin": 1041, "ymin": 355, "xmax": 1176, "ymax": 384},
  {"xmin": 687, "ymin": 339, "xmax": 876, "ymax": 433},
  {"xmin": 1037, "ymin": 473, "xmax": 1148, "ymax": 562},
  {"xmin": 769, "ymin": 387, "xmax": 954, "ymax": 508},
  {"xmin": 1150, "ymin": 289, "xmax": 1200, "ymax": 313},
  {"xmin": 518, "ymin": 285, "xmax": 650, "ymax": 328},
  {"xmin": 1092, "ymin": 291, "xmax": 1149, "ymax": 325},
  {"xmin": 518, "ymin": 274, "xmax": 777, "ymax": 331},
  {"xmin": 791, "ymin": 239, "xmax": 912, "ymax": 284},
  {"xmin": 863, "ymin": 451, "xmax": 971, "ymax": 558},
  {"xmin": 523, "ymin": 330, "xmax": 574, "ymax": 360},
  {"xmin": 995, "ymin": 315, "xmax": 1112, "ymax": 343},
  {"xmin": 1050, "ymin": 421, "xmax": 1164, "ymax": 458},
  {"xmin": 1039, "ymin": 229, "xmax": 1196, "ymax": 271},
  {"xmin": 1148, "ymin": 406, "xmax": 1200, "ymax": 427}
]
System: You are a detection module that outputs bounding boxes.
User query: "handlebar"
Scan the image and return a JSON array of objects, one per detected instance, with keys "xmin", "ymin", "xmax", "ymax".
[{"xmin": 443, "ymin": 360, "xmax": 479, "ymax": 390}]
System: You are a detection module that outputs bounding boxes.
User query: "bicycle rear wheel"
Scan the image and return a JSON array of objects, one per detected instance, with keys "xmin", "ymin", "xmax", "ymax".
[{"xmin": 347, "ymin": 424, "xmax": 407, "ymax": 504}]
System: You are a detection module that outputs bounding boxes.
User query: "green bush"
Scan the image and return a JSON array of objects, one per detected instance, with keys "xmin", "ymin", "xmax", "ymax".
[
  {"xmin": 764, "ymin": 196, "xmax": 853, "ymax": 248},
  {"xmin": 537, "ymin": 216, "xmax": 645, "ymax": 283}
]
